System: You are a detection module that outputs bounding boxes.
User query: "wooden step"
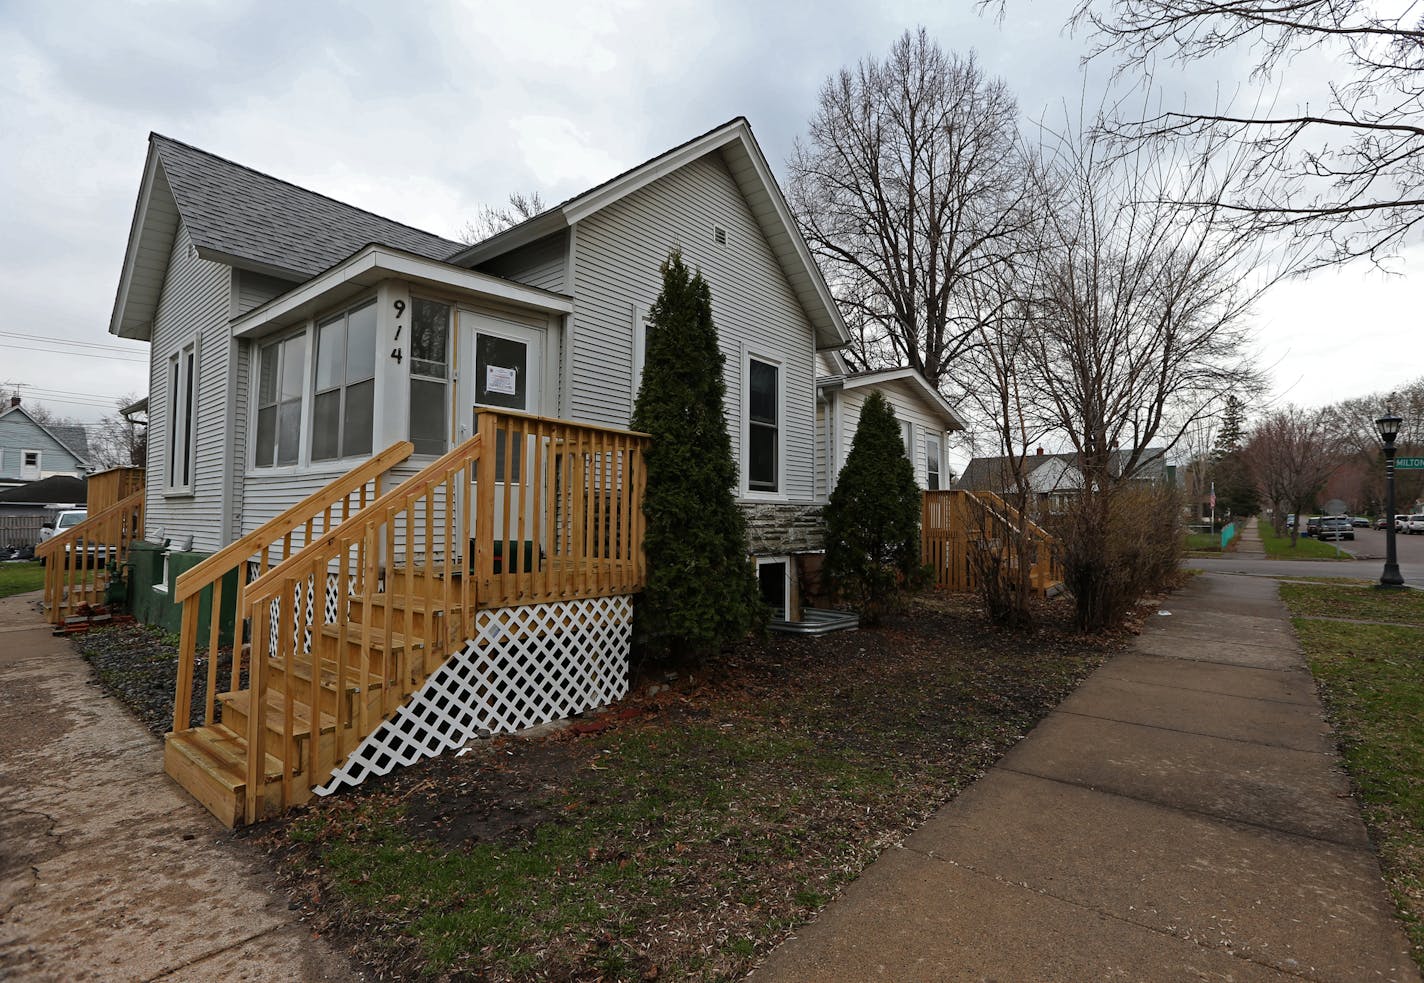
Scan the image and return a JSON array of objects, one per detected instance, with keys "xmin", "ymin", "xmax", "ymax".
[
  {"xmin": 319, "ymin": 622, "xmax": 419, "ymax": 654},
  {"xmin": 266, "ymin": 652, "xmax": 390, "ymax": 719},
  {"xmin": 163, "ymin": 724, "xmax": 283, "ymax": 827},
  {"xmin": 347, "ymin": 594, "xmax": 463, "ymax": 638},
  {"xmin": 219, "ymin": 689, "xmax": 336, "ymax": 769}
]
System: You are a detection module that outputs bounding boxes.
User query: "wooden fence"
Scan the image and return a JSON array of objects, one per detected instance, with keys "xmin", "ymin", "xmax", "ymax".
[
  {"xmin": 0, "ymin": 514, "xmax": 45, "ymax": 549},
  {"xmin": 922, "ymin": 489, "xmax": 1063, "ymax": 596}
]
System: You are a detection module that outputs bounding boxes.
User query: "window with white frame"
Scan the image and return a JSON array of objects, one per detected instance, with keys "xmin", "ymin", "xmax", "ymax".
[
  {"xmin": 409, "ymin": 298, "xmax": 450, "ymax": 455},
  {"xmin": 747, "ymin": 356, "xmax": 779, "ymax": 493},
  {"xmin": 630, "ymin": 305, "xmax": 651, "ymax": 402},
  {"xmin": 901, "ymin": 419, "xmax": 913, "ymax": 458},
  {"xmin": 20, "ymin": 450, "xmax": 40, "ymax": 479},
  {"xmin": 167, "ymin": 341, "xmax": 197, "ymax": 490},
  {"xmin": 312, "ymin": 300, "xmax": 376, "ymax": 461},
  {"xmin": 926, "ymin": 433, "xmax": 942, "ymax": 490},
  {"xmin": 254, "ymin": 332, "xmax": 307, "ymax": 468}
]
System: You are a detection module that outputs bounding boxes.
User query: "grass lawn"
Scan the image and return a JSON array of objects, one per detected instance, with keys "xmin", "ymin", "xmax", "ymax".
[
  {"xmin": 1280, "ymin": 582, "xmax": 1424, "ymax": 971},
  {"xmin": 254, "ymin": 592, "xmax": 1119, "ymax": 981},
  {"xmin": 1185, "ymin": 532, "xmax": 1220, "ymax": 552},
  {"xmin": 1258, "ymin": 520, "xmax": 1350, "ymax": 560},
  {"xmin": 0, "ymin": 561, "xmax": 44, "ymax": 599}
]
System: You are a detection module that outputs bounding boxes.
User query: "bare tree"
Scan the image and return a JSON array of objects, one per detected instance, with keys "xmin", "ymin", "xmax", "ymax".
[
  {"xmin": 1018, "ymin": 114, "xmax": 1279, "ymax": 629},
  {"xmin": 1073, "ymin": 0, "xmax": 1424, "ymax": 267},
  {"xmin": 787, "ymin": 28, "xmax": 1037, "ymax": 389},
  {"xmin": 1243, "ymin": 405, "xmax": 1343, "ymax": 538},
  {"xmin": 458, "ymin": 191, "xmax": 547, "ymax": 245},
  {"xmin": 86, "ymin": 396, "xmax": 148, "ymax": 469}
]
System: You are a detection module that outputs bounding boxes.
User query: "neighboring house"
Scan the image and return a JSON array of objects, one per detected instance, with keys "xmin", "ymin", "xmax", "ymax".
[
  {"xmin": 0, "ymin": 397, "xmax": 92, "ymax": 488},
  {"xmin": 107, "ymin": 118, "xmax": 849, "ymax": 626},
  {"xmin": 814, "ymin": 352, "xmax": 966, "ymax": 497},
  {"xmin": 0, "ymin": 474, "xmax": 87, "ymax": 548},
  {"xmin": 959, "ymin": 446, "xmax": 1171, "ymax": 515}
]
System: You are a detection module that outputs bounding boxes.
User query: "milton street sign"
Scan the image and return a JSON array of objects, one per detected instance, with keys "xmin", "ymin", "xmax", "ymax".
[{"xmin": 1397, "ymin": 457, "xmax": 1424, "ymax": 469}]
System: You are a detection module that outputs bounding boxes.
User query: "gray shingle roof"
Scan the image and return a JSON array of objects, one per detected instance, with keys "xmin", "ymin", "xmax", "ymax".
[
  {"xmin": 152, "ymin": 134, "xmax": 465, "ymax": 280},
  {"xmin": 48, "ymin": 424, "xmax": 91, "ymax": 464},
  {"xmin": 959, "ymin": 447, "xmax": 1167, "ymax": 491},
  {"xmin": 0, "ymin": 475, "xmax": 86, "ymax": 504}
]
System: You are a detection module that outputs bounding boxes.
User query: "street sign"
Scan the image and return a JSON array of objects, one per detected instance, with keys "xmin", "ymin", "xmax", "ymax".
[{"xmin": 1397, "ymin": 457, "xmax": 1424, "ymax": 469}]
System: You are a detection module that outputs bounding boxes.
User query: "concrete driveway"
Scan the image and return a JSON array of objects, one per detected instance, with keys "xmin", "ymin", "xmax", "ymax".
[{"xmin": 0, "ymin": 592, "xmax": 361, "ymax": 982}]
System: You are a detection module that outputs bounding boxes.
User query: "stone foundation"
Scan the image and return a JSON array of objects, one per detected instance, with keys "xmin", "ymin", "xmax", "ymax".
[{"xmin": 742, "ymin": 502, "xmax": 825, "ymax": 556}]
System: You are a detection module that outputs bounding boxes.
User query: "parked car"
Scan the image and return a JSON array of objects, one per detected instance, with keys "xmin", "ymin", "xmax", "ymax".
[
  {"xmin": 1396, "ymin": 514, "xmax": 1411, "ymax": 532},
  {"xmin": 1317, "ymin": 516, "xmax": 1355, "ymax": 541},
  {"xmin": 1285, "ymin": 514, "xmax": 1296, "ymax": 529},
  {"xmin": 1406, "ymin": 514, "xmax": 1424, "ymax": 535},
  {"xmin": 37, "ymin": 508, "xmax": 87, "ymax": 545},
  {"xmin": 1305, "ymin": 516, "xmax": 1324, "ymax": 537},
  {"xmin": 1374, "ymin": 516, "xmax": 1390, "ymax": 529},
  {"xmin": 1351, "ymin": 516, "xmax": 1370, "ymax": 528}
]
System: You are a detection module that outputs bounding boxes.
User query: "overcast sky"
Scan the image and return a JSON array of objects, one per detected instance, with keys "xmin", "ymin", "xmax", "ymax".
[{"xmin": 1, "ymin": 0, "xmax": 1418, "ymax": 439}]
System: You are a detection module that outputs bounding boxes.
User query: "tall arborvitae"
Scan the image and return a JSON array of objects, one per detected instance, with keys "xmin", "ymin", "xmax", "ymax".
[
  {"xmin": 632, "ymin": 251, "xmax": 759, "ymax": 658},
  {"xmin": 823, "ymin": 391, "xmax": 924, "ymax": 624}
]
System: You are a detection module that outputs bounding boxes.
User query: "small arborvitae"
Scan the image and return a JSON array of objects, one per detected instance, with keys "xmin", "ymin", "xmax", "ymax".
[{"xmin": 823, "ymin": 391, "xmax": 924, "ymax": 625}]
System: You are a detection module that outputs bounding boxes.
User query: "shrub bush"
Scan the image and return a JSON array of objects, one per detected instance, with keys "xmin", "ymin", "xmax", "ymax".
[
  {"xmin": 823, "ymin": 392, "xmax": 925, "ymax": 625},
  {"xmin": 1059, "ymin": 483, "xmax": 1184, "ymax": 632}
]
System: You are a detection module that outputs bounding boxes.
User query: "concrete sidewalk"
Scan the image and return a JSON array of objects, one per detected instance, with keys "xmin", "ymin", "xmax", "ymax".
[
  {"xmin": 755, "ymin": 573, "xmax": 1420, "ymax": 982},
  {"xmin": 1236, "ymin": 516, "xmax": 1266, "ymax": 557},
  {"xmin": 0, "ymin": 592, "xmax": 359, "ymax": 982}
]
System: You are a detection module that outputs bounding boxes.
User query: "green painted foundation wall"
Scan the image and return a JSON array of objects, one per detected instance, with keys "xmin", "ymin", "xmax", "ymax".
[{"xmin": 126, "ymin": 542, "xmax": 237, "ymax": 645}]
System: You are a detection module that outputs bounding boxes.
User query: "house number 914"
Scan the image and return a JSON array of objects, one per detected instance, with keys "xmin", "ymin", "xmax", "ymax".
[{"xmin": 391, "ymin": 299, "xmax": 405, "ymax": 364}]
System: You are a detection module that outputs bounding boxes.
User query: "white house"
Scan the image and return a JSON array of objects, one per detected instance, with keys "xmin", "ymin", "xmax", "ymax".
[
  {"xmin": 92, "ymin": 118, "xmax": 866, "ymax": 823},
  {"xmin": 814, "ymin": 351, "xmax": 966, "ymax": 498}
]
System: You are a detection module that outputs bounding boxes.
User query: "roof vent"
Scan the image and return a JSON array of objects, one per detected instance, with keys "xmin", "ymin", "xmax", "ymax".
[{"xmin": 713, "ymin": 225, "xmax": 727, "ymax": 246}]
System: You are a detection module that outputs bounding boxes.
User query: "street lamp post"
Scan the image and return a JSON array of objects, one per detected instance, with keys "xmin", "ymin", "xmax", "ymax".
[{"xmin": 1376, "ymin": 410, "xmax": 1404, "ymax": 589}]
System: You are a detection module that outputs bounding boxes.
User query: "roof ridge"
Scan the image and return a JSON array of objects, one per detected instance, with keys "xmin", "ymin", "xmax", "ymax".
[
  {"xmin": 149, "ymin": 132, "xmax": 461, "ymax": 249},
  {"xmin": 448, "ymin": 115, "xmax": 751, "ymax": 260}
]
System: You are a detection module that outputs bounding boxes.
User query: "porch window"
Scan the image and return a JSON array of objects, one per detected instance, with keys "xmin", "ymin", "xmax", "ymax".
[
  {"xmin": 409, "ymin": 298, "xmax": 450, "ymax": 455},
  {"xmin": 312, "ymin": 300, "xmax": 376, "ymax": 461},
  {"xmin": 254, "ymin": 332, "xmax": 307, "ymax": 467},
  {"xmin": 926, "ymin": 433, "xmax": 941, "ymax": 490},
  {"xmin": 747, "ymin": 357, "xmax": 779, "ymax": 493},
  {"xmin": 167, "ymin": 341, "xmax": 196, "ymax": 490}
]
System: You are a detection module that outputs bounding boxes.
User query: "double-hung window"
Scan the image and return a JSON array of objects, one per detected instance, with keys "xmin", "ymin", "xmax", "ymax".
[
  {"xmin": 312, "ymin": 300, "xmax": 376, "ymax": 461},
  {"xmin": 254, "ymin": 333, "xmax": 307, "ymax": 467},
  {"xmin": 167, "ymin": 340, "xmax": 197, "ymax": 491},
  {"xmin": 926, "ymin": 433, "xmax": 942, "ymax": 490},
  {"xmin": 409, "ymin": 298, "xmax": 451, "ymax": 455},
  {"xmin": 747, "ymin": 357, "xmax": 779, "ymax": 493}
]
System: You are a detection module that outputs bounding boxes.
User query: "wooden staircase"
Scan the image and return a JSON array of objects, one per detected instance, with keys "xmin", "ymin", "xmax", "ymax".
[
  {"xmin": 164, "ymin": 563, "xmax": 455, "ymax": 826},
  {"xmin": 922, "ymin": 489, "xmax": 1065, "ymax": 596},
  {"xmin": 164, "ymin": 411, "xmax": 649, "ymax": 827}
]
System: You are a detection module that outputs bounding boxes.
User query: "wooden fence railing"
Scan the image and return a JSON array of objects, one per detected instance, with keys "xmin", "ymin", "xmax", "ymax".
[
  {"xmin": 170, "ymin": 440, "xmax": 413, "ymax": 734},
  {"xmin": 223, "ymin": 410, "xmax": 649, "ymax": 822},
  {"xmin": 34, "ymin": 488, "xmax": 145, "ymax": 623},
  {"xmin": 922, "ymin": 489, "xmax": 1063, "ymax": 595}
]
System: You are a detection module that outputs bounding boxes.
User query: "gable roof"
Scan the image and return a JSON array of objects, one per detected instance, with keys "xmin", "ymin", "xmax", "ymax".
[
  {"xmin": 110, "ymin": 134, "xmax": 464, "ymax": 339},
  {"xmin": 816, "ymin": 366, "xmax": 966, "ymax": 431},
  {"xmin": 450, "ymin": 117, "xmax": 851, "ymax": 351},
  {"xmin": 959, "ymin": 447, "xmax": 1167, "ymax": 492},
  {"xmin": 0, "ymin": 404, "xmax": 92, "ymax": 466}
]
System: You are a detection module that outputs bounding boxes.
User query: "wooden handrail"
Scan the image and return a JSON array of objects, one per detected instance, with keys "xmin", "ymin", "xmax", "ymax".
[
  {"xmin": 922, "ymin": 489, "xmax": 1063, "ymax": 597},
  {"xmin": 174, "ymin": 440, "xmax": 414, "ymax": 603},
  {"xmin": 245, "ymin": 436, "xmax": 480, "ymax": 595},
  {"xmin": 36, "ymin": 487, "xmax": 145, "ymax": 624},
  {"xmin": 169, "ymin": 440, "xmax": 414, "ymax": 736},
  {"xmin": 225, "ymin": 410, "xmax": 650, "ymax": 823}
]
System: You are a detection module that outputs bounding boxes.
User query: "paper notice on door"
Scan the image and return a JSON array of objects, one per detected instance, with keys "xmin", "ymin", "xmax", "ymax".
[{"xmin": 486, "ymin": 365, "xmax": 518, "ymax": 396}]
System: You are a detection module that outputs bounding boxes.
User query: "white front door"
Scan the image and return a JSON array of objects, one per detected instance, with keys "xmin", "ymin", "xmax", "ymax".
[
  {"xmin": 457, "ymin": 312, "xmax": 545, "ymax": 554},
  {"xmin": 456, "ymin": 312, "xmax": 544, "ymax": 438}
]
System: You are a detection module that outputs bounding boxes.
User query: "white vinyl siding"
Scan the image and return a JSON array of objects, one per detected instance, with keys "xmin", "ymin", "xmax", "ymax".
[
  {"xmin": 571, "ymin": 151, "xmax": 818, "ymax": 501},
  {"xmin": 833, "ymin": 380, "xmax": 947, "ymax": 491},
  {"xmin": 475, "ymin": 231, "xmax": 567, "ymax": 293},
  {"xmin": 144, "ymin": 222, "xmax": 232, "ymax": 550}
]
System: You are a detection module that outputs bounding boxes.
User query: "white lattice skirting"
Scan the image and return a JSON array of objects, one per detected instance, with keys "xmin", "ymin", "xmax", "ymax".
[{"xmin": 315, "ymin": 595, "xmax": 632, "ymax": 794}]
